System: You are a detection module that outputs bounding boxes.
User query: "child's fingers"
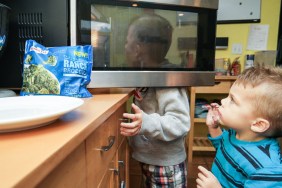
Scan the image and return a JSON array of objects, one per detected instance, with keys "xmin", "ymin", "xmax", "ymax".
[
  {"xmin": 123, "ymin": 112, "xmax": 136, "ymax": 120},
  {"xmin": 196, "ymin": 177, "xmax": 204, "ymax": 187},
  {"xmin": 197, "ymin": 172, "xmax": 206, "ymax": 180},
  {"xmin": 120, "ymin": 124, "xmax": 141, "ymax": 136},
  {"xmin": 206, "ymin": 110, "xmax": 218, "ymax": 127},
  {"xmin": 202, "ymin": 104, "xmax": 211, "ymax": 110},
  {"xmin": 212, "ymin": 115, "xmax": 220, "ymax": 123},
  {"xmin": 131, "ymin": 103, "xmax": 142, "ymax": 114},
  {"xmin": 198, "ymin": 166, "xmax": 210, "ymax": 177},
  {"xmin": 124, "ymin": 104, "xmax": 142, "ymax": 121},
  {"xmin": 210, "ymin": 103, "xmax": 220, "ymax": 108}
]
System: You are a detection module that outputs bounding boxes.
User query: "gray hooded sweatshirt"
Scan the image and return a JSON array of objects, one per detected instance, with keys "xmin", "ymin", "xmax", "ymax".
[{"xmin": 129, "ymin": 87, "xmax": 190, "ymax": 166}]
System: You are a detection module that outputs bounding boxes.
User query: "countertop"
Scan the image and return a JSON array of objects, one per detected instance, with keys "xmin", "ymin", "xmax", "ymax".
[{"xmin": 0, "ymin": 91, "xmax": 133, "ymax": 188}]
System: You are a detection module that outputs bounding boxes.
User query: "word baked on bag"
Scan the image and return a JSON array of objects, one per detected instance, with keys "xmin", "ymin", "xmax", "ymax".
[{"xmin": 20, "ymin": 40, "xmax": 93, "ymax": 98}]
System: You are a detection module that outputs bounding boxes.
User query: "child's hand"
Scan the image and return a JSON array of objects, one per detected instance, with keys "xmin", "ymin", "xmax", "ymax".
[
  {"xmin": 204, "ymin": 103, "xmax": 220, "ymax": 128},
  {"xmin": 120, "ymin": 103, "xmax": 142, "ymax": 136},
  {"xmin": 196, "ymin": 166, "xmax": 222, "ymax": 188}
]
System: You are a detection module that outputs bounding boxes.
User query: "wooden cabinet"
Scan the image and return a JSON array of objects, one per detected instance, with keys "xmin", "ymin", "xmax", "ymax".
[
  {"xmin": 187, "ymin": 76, "xmax": 237, "ymax": 163},
  {"xmin": 86, "ymin": 114, "xmax": 118, "ymax": 187},
  {"xmin": 38, "ymin": 103, "xmax": 129, "ymax": 188},
  {"xmin": 37, "ymin": 143, "xmax": 87, "ymax": 188},
  {"xmin": 0, "ymin": 93, "xmax": 134, "ymax": 188},
  {"xmin": 116, "ymin": 139, "xmax": 130, "ymax": 188},
  {"xmin": 99, "ymin": 165, "xmax": 116, "ymax": 188},
  {"xmin": 86, "ymin": 103, "xmax": 129, "ymax": 188}
]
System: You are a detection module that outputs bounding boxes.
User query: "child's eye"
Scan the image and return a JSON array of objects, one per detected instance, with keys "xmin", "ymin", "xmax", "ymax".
[{"xmin": 229, "ymin": 96, "xmax": 235, "ymax": 104}]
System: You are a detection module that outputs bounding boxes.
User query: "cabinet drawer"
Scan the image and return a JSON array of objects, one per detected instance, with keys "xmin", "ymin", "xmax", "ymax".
[
  {"xmin": 194, "ymin": 80, "xmax": 232, "ymax": 93},
  {"xmin": 98, "ymin": 159, "xmax": 116, "ymax": 188},
  {"xmin": 86, "ymin": 114, "xmax": 118, "ymax": 188}
]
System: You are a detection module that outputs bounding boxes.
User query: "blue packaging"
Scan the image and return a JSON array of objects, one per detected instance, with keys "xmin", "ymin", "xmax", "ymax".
[{"xmin": 20, "ymin": 40, "xmax": 93, "ymax": 98}]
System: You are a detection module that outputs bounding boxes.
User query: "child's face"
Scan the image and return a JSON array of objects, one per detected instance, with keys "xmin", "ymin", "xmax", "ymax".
[
  {"xmin": 125, "ymin": 26, "xmax": 139, "ymax": 67},
  {"xmin": 217, "ymin": 82, "xmax": 261, "ymax": 132}
]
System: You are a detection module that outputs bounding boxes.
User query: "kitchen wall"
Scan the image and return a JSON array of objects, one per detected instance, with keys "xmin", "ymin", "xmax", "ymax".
[{"xmin": 215, "ymin": 0, "xmax": 281, "ymax": 67}]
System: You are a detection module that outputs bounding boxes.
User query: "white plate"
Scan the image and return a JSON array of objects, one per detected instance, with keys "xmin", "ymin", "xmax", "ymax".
[{"xmin": 0, "ymin": 96, "xmax": 84, "ymax": 133}]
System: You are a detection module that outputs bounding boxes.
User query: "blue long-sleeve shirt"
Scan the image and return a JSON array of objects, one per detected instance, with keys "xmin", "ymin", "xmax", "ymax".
[{"xmin": 209, "ymin": 129, "xmax": 282, "ymax": 188}]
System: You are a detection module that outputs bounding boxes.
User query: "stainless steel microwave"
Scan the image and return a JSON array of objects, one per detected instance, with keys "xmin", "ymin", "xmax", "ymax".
[{"xmin": 0, "ymin": 0, "xmax": 218, "ymax": 88}]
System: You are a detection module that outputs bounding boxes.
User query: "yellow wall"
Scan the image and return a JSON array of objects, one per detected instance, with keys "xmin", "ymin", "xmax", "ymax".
[{"xmin": 215, "ymin": 0, "xmax": 281, "ymax": 67}]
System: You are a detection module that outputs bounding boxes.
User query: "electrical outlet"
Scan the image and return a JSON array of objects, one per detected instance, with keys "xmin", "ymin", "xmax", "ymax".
[{"xmin": 232, "ymin": 43, "xmax": 242, "ymax": 54}]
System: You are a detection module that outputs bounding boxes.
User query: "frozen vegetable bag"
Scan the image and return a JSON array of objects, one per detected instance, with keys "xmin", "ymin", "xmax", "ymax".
[{"xmin": 20, "ymin": 40, "xmax": 93, "ymax": 98}]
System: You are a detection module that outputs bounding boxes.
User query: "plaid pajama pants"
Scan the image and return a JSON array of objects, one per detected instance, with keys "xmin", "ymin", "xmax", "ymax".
[{"xmin": 140, "ymin": 160, "xmax": 187, "ymax": 188}]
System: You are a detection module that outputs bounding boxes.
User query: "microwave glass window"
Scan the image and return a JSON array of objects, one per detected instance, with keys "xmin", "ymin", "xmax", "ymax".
[{"xmin": 88, "ymin": 4, "xmax": 198, "ymax": 70}]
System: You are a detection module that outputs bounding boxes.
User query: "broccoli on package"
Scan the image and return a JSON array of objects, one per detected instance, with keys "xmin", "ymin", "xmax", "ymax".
[{"xmin": 20, "ymin": 40, "xmax": 93, "ymax": 98}]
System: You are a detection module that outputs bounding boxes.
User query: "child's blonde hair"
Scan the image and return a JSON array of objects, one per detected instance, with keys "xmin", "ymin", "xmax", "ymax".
[{"xmin": 235, "ymin": 65, "xmax": 282, "ymax": 137}]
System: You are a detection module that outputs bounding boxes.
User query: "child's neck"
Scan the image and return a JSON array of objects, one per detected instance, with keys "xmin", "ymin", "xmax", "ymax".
[{"xmin": 236, "ymin": 131, "xmax": 266, "ymax": 142}]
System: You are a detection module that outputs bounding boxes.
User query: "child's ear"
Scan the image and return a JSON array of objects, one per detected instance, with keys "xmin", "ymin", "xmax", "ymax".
[{"xmin": 250, "ymin": 118, "xmax": 270, "ymax": 133}]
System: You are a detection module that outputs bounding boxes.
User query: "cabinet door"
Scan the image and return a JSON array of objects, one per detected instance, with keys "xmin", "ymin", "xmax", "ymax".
[
  {"xmin": 86, "ymin": 114, "xmax": 118, "ymax": 188},
  {"xmin": 99, "ymin": 170, "xmax": 115, "ymax": 188},
  {"xmin": 37, "ymin": 143, "xmax": 86, "ymax": 188},
  {"xmin": 99, "ymin": 159, "xmax": 116, "ymax": 188},
  {"xmin": 116, "ymin": 139, "xmax": 129, "ymax": 188}
]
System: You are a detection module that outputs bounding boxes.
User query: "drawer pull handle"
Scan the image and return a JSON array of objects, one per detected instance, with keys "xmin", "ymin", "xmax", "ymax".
[
  {"xmin": 98, "ymin": 136, "xmax": 115, "ymax": 152},
  {"xmin": 120, "ymin": 181, "xmax": 126, "ymax": 188},
  {"xmin": 118, "ymin": 160, "xmax": 125, "ymax": 167},
  {"xmin": 109, "ymin": 168, "xmax": 119, "ymax": 175}
]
